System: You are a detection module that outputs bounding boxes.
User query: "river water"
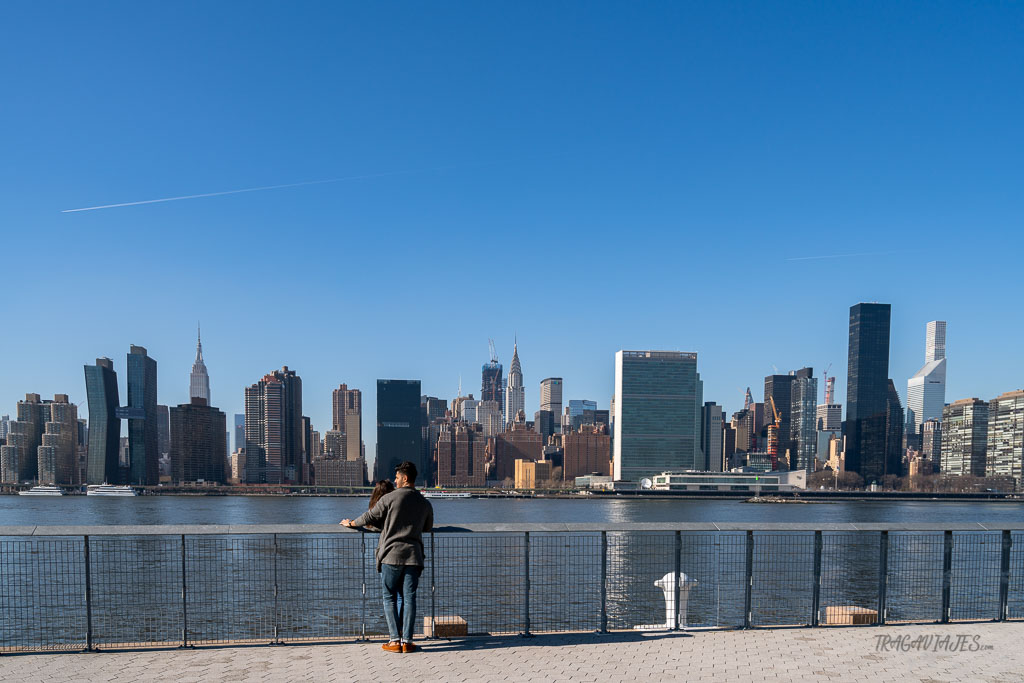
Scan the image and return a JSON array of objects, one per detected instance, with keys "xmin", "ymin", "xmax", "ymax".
[{"xmin": 2, "ymin": 494, "xmax": 1022, "ymax": 527}]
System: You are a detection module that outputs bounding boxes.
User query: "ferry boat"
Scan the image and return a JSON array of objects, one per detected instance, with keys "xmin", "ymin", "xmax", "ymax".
[
  {"xmin": 422, "ymin": 490, "xmax": 472, "ymax": 499},
  {"xmin": 86, "ymin": 484, "xmax": 138, "ymax": 497},
  {"xmin": 18, "ymin": 485, "xmax": 65, "ymax": 496}
]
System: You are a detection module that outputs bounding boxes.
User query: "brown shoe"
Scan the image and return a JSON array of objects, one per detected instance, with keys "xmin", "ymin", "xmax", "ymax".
[
  {"xmin": 401, "ymin": 642, "xmax": 418, "ymax": 653},
  {"xmin": 382, "ymin": 641, "xmax": 402, "ymax": 653}
]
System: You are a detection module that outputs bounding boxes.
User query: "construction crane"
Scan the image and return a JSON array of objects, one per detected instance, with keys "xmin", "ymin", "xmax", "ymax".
[
  {"xmin": 488, "ymin": 338, "xmax": 498, "ymax": 363},
  {"xmin": 822, "ymin": 362, "xmax": 833, "ymax": 404},
  {"xmin": 767, "ymin": 396, "xmax": 782, "ymax": 471}
]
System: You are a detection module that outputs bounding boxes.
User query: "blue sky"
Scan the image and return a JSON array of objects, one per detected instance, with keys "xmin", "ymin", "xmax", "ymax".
[{"xmin": 2, "ymin": 2, "xmax": 1022, "ymax": 467}]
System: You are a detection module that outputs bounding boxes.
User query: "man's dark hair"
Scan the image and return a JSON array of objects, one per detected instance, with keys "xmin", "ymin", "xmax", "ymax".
[{"xmin": 395, "ymin": 461, "xmax": 418, "ymax": 484}]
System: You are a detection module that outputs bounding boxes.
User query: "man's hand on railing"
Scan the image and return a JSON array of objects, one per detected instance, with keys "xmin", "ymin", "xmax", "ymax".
[{"xmin": 340, "ymin": 519, "xmax": 357, "ymax": 528}]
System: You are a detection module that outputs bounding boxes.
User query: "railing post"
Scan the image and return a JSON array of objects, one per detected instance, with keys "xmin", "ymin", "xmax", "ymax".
[
  {"xmin": 673, "ymin": 530, "xmax": 682, "ymax": 630},
  {"xmin": 998, "ymin": 530, "xmax": 1012, "ymax": 621},
  {"xmin": 941, "ymin": 530, "xmax": 953, "ymax": 623},
  {"xmin": 272, "ymin": 533, "xmax": 281, "ymax": 644},
  {"xmin": 430, "ymin": 531, "xmax": 437, "ymax": 639},
  {"xmin": 522, "ymin": 531, "xmax": 532, "ymax": 637},
  {"xmin": 877, "ymin": 530, "xmax": 888, "ymax": 625},
  {"xmin": 743, "ymin": 530, "xmax": 753, "ymax": 629},
  {"xmin": 83, "ymin": 535, "xmax": 94, "ymax": 652},
  {"xmin": 359, "ymin": 530, "xmax": 367, "ymax": 641},
  {"xmin": 599, "ymin": 531, "xmax": 608, "ymax": 633},
  {"xmin": 811, "ymin": 530, "xmax": 822, "ymax": 627},
  {"xmin": 180, "ymin": 535, "xmax": 188, "ymax": 648}
]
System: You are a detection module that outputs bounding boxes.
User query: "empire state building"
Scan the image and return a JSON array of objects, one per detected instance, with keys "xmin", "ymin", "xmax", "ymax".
[{"xmin": 190, "ymin": 326, "xmax": 211, "ymax": 403}]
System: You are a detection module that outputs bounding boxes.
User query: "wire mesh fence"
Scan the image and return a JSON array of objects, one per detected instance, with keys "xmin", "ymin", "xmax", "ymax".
[{"xmin": 1, "ymin": 525, "xmax": 1021, "ymax": 654}]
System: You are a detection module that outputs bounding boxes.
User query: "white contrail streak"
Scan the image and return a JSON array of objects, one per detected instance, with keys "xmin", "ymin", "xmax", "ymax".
[
  {"xmin": 60, "ymin": 161, "xmax": 499, "ymax": 213},
  {"xmin": 785, "ymin": 250, "xmax": 911, "ymax": 261}
]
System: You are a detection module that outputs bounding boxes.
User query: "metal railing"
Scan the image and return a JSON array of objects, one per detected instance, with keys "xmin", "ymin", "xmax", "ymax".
[{"xmin": 1, "ymin": 523, "xmax": 1022, "ymax": 653}]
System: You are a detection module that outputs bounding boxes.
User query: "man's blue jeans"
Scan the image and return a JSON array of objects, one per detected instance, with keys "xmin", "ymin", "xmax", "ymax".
[{"xmin": 381, "ymin": 564, "xmax": 421, "ymax": 643}]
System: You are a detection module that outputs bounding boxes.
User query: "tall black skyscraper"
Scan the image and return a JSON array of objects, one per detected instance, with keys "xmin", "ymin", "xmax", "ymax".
[
  {"xmin": 481, "ymin": 360, "xmax": 504, "ymax": 418},
  {"xmin": 376, "ymin": 380, "xmax": 424, "ymax": 484},
  {"xmin": 84, "ymin": 358, "xmax": 121, "ymax": 484},
  {"xmin": 764, "ymin": 374, "xmax": 795, "ymax": 462},
  {"xmin": 844, "ymin": 303, "xmax": 893, "ymax": 483},
  {"xmin": 126, "ymin": 345, "xmax": 158, "ymax": 485}
]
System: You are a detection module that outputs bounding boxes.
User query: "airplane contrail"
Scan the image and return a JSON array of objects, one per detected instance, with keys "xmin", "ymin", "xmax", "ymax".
[
  {"xmin": 785, "ymin": 249, "xmax": 911, "ymax": 261},
  {"xmin": 60, "ymin": 158, "xmax": 534, "ymax": 213}
]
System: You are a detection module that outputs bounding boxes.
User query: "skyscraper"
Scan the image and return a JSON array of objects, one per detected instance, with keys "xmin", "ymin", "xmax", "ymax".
[
  {"xmin": 540, "ymin": 378, "xmax": 563, "ymax": 433},
  {"xmin": 233, "ymin": 414, "xmax": 245, "ymax": 453},
  {"xmin": 941, "ymin": 398, "xmax": 988, "ymax": 476},
  {"xmin": 375, "ymin": 380, "xmax": 423, "ymax": 483},
  {"xmin": 565, "ymin": 399, "xmax": 599, "ymax": 432},
  {"xmin": 481, "ymin": 350, "xmax": 504, "ymax": 418},
  {"xmin": 0, "ymin": 394, "xmax": 48, "ymax": 483},
  {"xmin": 126, "ymin": 345, "xmax": 159, "ymax": 485},
  {"xmin": 84, "ymin": 358, "xmax": 121, "ymax": 484},
  {"xmin": 985, "ymin": 390, "xmax": 1024, "ymax": 488},
  {"xmin": 885, "ymin": 379, "xmax": 904, "ymax": 477},
  {"xmin": 844, "ymin": 303, "xmax": 894, "ymax": 483},
  {"xmin": 189, "ymin": 325, "xmax": 211, "ymax": 403},
  {"xmin": 332, "ymin": 384, "xmax": 363, "ymax": 461},
  {"xmin": 170, "ymin": 397, "xmax": 227, "ymax": 484},
  {"xmin": 504, "ymin": 341, "xmax": 524, "ymax": 428},
  {"xmin": 906, "ymin": 321, "xmax": 947, "ymax": 444},
  {"xmin": 700, "ymin": 402, "xmax": 724, "ymax": 471},
  {"xmin": 36, "ymin": 395, "xmax": 78, "ymax": 486},
  {"xmin": 764, "ymin": 374, "xmax": 795, "ymax": 461},
  {"xmin": 244, "ymin": 367, "xmax": 303, "ymax": 484},
  {"xmin": 613, "ymin": 350, "xmax": 702, "ymax": 481},
  {"xmin": 790, "ymin": 368, "xmax": 818, "ymax": 473},
  {"xmin": 921, "ymin": 418, "xmax": 942, "ymax": 472}
]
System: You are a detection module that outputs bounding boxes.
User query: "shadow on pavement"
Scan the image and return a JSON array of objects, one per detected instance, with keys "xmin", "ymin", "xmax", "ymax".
[{"xmin": 417, "ymin": 631, "xmax": 691, "ymax": 653}]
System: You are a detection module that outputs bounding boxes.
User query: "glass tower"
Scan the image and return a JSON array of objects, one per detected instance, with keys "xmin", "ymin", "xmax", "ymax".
[
  {"xmin": 126, "ymin": 345, "xmax": 159, "ymax": 485},
  {"xmin": 613, "ymin": 350, "xmax": 702, "ymax": 482},
  {"xmin": 85, "ymin": 358, "xmax": 121, "ymax": 484},
  {"xmin": 844, "ymin": 303, "xmax": 894, "ymax": 483},
  {"xmin": 376, "ymin": 379, "xmax": 425, "ymax": 484}
]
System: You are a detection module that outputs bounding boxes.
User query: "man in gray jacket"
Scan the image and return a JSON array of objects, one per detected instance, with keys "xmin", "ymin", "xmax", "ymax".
[{"xmin": 341, "ymin": 460, "xmax": 433, "ymax": 653}]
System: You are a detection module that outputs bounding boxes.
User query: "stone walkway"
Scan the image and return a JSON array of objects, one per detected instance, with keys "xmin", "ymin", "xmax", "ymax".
[{"xmin": 2, "ymin": 623, "xmax": 1023, "ymax": 682}]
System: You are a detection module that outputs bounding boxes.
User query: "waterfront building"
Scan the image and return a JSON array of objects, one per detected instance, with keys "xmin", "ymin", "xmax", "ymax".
[
  {"xmin": 790, "ymin": 369, "xmax": 818, "ymax": 472},
  {"xmin": 233, "ymin": 414, "xmax": 244, "ymax": 454},
  {"xmin": 941, "ymin": 398, "xmax": 988, "ymax": 477},
  {"xmin": 244, "ymin": 367, "xmax": 303, "ymax": 484},
  {"xmin": 844, "ymin": 303, "xmax": 895, "ymax": 483},
  {"xmin": 493, "ymin": 414, "xmax": 543, "ymax": 481},
  {"xmin": 189, "ymin": 326, "xmax": 211, "ymax": 403},
  {"xmin": 700, "ymin": 402, "xmax": 724, "ymax": 471},
  {"xmin": 562, "ymin": 424, "xmax": 611, "ymax": 480},
  {"xmin": 332, "ymin": 384, "xmax": 363, "ymax": 461},
  {"xmin": 436, "ymin": 421, "xmax": 486, "ymax": 487},
  {"xmin": 886, "ymin": 380, "xmax": 904, "ymax": 476},
  {"xmin": 514, "ymin": 458, "xmax": 553, "ymax": 489},
  {"xmin": 986, "ymin": 390, "xmax": 1024, "ymax": 488},
  {"xmin": 125, "ymin": 345, "xmax": 159, "ymax": 485},
  {"xmin": 481, "ymin": 356, "xmax": 504, "ymax": 418},
  {"xmin": 613, "ymin": 350, "xmax": 702, "ymax": 482},
  {"xmin": 540, "ymin": 378, "xmax": 563, "ymax": 433},
  {"xmin": 229, "ymin": 448, "xmax": 245, "ymax": 483},
  {"xmin": 0, "ymin": 393, "xmax": 48, "ymax": 483},
  {"xmin": 170, "ymin": 397, "xmax": 227, "ymax": 484},
  {"xmin": 376, "ymin": 379, "xmax": 424, "ymax": 483},
  {"xmin": 921, "ymin": 419, "xmax": 942, "ymax": 473},
  {"xmin": 36, "ymin": 395, "xmax": 78, "ymax": 486},
  {"xmin": 906, "ymin": 321, "xmax": 947, "ymax": 443},
  {"xmin": 313, "ymin": 454, "xmax": 365, "ymax": 487},
  {"xmin": 651, "ymin": 469, "xmax": 806, "ymax": 492},
  {"xmin": 504, "ymin": 342, "xmax": 525, "ymax": 428}
]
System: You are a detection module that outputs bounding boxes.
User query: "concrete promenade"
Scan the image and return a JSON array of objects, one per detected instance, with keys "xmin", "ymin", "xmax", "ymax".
[{"xmin": 2, "ymin": 623, "xmax": 1023, "ymax": 682}]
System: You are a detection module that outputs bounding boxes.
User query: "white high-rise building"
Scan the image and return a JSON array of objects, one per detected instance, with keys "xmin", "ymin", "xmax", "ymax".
[
  {"xmin": 906, "ymin": 321, "xmax": 947, "ymax": 438},
  {"xmin": 189, "ymin": 325, "xmax": 211, "ymax": 404},
  {"xmin": 504, "ymin": 341, "xmax": 525, "ymax": 427},
  {"xmin": 539, "ymin": 378, "xmax": 563, "ymax": 433}
]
